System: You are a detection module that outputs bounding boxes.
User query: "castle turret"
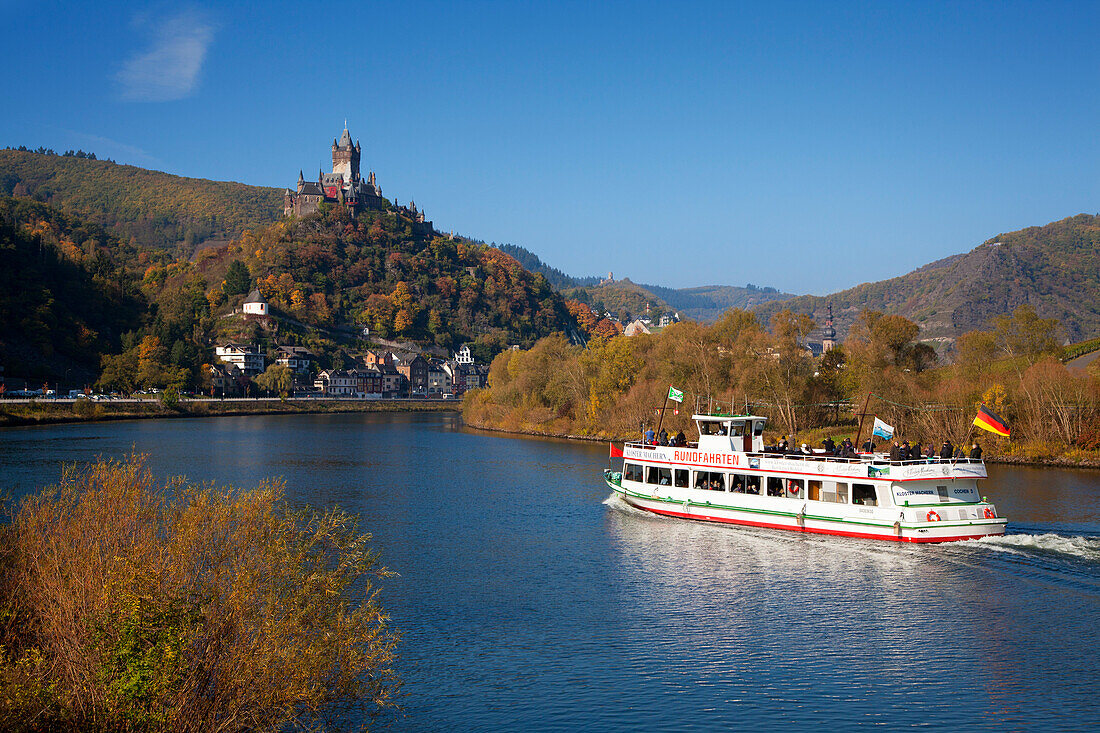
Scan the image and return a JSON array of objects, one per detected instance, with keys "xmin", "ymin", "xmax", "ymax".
[
  {"xmin": 332, "ymin": 126, "xmax": 360, "ymax": 184},
  {"xmin": 297, "ymin": 170, "xmax": 305, "ymax": 193}
]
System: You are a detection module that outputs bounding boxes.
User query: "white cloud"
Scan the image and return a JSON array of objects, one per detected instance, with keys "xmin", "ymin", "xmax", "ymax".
[{"xmin": 116, "ymin": 9, "xmax": 215, "ymax": 102}]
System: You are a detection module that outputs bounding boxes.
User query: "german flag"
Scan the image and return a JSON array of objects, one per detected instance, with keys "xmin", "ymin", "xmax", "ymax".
[{"xmin": 973, "ymin": 404, "xmax": 1010, "ymax": 437}]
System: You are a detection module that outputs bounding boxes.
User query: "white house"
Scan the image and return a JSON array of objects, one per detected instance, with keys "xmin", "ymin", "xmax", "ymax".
[
  {"xmin": 624, "ymin": 320, "xmax": 651, "ymax": 337},
  {"xmin": 454, "ymin": 343, "xmax": 474, "ymax": 365},
  {"xmin": 215, "ymin": 343, "xmax": 265, "ymax": 375},
  {"xmin": 243, "ymin": 289, "xmax": 268, "ymax": 316}
]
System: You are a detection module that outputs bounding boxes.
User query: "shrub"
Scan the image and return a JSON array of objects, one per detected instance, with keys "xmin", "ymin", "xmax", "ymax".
[{"xmin": 0, "ymin": 457, "xmax": 399, "ymax": 730}]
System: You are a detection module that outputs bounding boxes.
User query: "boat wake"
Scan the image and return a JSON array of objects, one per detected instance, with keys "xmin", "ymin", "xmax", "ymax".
[
  {"xmin": 603, "ymin": 492, "xmax": 662, "ymax": 519},
  {"xmin": 960, "ymin": 532, "xmax": 1100, "ymax": 563}
]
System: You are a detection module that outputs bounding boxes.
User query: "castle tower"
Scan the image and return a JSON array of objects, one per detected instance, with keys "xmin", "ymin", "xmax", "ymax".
[{"xmin": 331, "ymin": 126, "xmax": 360, "ymax": 184}]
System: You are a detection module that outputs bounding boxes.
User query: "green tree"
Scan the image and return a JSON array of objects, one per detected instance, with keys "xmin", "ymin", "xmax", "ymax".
[
  {"xmin": 254, "ymin": 364, "xmax": 293, "ymax": 396},
  {"xmin": 223, "ymin": 260, "xmax": 252, "ymax": 296}
]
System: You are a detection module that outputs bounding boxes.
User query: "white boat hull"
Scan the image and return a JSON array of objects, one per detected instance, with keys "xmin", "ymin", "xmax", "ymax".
[{"xmin": 606, "ymin": 476, "xmax": 1007, "ymax": 543}]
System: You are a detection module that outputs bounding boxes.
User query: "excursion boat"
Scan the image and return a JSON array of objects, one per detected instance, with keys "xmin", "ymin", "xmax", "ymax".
[{"xmin": 603, "ymin": 412, "xmax": 1007, "ymax": 543}]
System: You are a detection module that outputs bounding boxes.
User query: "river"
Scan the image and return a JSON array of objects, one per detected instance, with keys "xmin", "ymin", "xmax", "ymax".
[{"xmin": 1, "ymin": 413, "xmax": 1098, "ymax": 730}]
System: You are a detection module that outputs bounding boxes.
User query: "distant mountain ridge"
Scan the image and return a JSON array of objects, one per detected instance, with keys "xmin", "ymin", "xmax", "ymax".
[
  {"xmin": 754, "ymin": 213, "xmax": 1100, "ymax": 343},
  {"xmin": 490, "ymin": 241, "xmax": 794, "ymax": 321}
]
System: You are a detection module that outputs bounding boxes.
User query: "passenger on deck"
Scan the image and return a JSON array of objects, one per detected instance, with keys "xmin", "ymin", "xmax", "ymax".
[
  {"xmin": 900, "ymin": 441, "xmax": 911, "ymax": 460},
  {"xmin": 644, "ymin": 428, "xmax": 655, "ymax": 445},
  {"xmin": 969, "ymin": 443, "xmax": 983, "ymax": 460},
  {"xmin": 822, "ymin": 437, "xmax": 836, "ymax": 454},
  {"xmin": 923, "ymin": 443, "xmax": 935, "ymax": 459},
  {"xmin": 658, "ymin": 429, "xmax": 669, "ymax": 446},
  {"xmin": 801, "ymin": 443, "xmax": 812, "ymax": 455},
  {"xmin": 862, "ymin": 438, "xmax": 876, "ymax": 452},
  {"xmin": 889, "ymin": 441, "xmax": 902, "ymax": 462},
  {"xmin": 675, "ymin": 430, "xmax": 686, "ymax": 447},
  {"xmin": 777, "ymin": 436, "xmax": 789, "ymax": 453},
  {"xmin": 940, "ymin": 440, "xmax": 954, "ymax": 459},
  {"xmin": 911, "ymin": 441, "xmax": 923, "ymax": 460}
]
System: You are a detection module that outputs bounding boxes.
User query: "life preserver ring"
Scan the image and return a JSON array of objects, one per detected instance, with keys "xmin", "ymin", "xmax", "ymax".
[
  {"xmin": 983, "ymin": 507, "xmax": 995, "ymax": 519},
  {"xmin": 788, "ymin": 481, "xmax": 800, "ymax": 495},
  {"xmin": 926, "ymin": 510, "xmax": 941, "ymax": 522}
]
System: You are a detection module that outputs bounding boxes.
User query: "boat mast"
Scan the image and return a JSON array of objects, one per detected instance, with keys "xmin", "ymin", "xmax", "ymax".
[{"xmin": 853, "ymin": 392, "xmax": 873, "ymax": 450}]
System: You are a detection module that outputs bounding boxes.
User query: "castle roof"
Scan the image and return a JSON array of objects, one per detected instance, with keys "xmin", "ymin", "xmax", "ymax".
[
  {"xmin": 298, "ymin": 182, "xmax": 323, "ymax": 196},
  {"xmin": 337, "ymin": 127, "xmax": 353, "ymax": 149},
  {"xmin": 244, "ymin": 289, "xmax": 266, "ymax": 304}
]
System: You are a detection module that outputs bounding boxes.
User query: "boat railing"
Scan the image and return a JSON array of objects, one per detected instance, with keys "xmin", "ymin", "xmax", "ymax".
[{"xmin": 620, "ymin": 442, "xmax": 984, "ymax": 468}]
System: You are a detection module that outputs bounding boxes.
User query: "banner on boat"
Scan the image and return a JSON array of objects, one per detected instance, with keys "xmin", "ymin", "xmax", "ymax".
[{"xmin": 668, "ymin": 386, "xmax": 684, "ymax": 403}]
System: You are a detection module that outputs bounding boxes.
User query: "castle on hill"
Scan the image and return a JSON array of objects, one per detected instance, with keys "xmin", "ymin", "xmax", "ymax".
[{"xmin": 283, "ymin": 126, "xmax": 432, "ymax": 232}]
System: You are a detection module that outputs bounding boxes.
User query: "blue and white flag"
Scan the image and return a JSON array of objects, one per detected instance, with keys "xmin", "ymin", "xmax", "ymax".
[{"xmin": 872, "ymin": 417, "xmax": 894, "ymax": 440}]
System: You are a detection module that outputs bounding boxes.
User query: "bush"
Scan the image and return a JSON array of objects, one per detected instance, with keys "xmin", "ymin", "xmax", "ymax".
[{"xmin": 0, "ymin": 457, "xmax": 399, "ymax": 731}]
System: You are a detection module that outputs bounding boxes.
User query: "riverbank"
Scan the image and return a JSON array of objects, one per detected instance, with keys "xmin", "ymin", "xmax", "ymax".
[
  {"xmin": 0, "ymin": 397, "xmax": 458, "ymax": 428},
  {"xmin": 461, "ymin": 415, "xmax": 1100, "ymax": 469}
]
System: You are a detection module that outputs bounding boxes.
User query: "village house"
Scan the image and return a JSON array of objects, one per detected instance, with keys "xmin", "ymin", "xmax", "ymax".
[
  {"xmin": 206, "ymin": 363, "xmax": 243, "ymax": 397},
  {"xmin": 354, "ymin": 365, "xmax": 384, "ymax": 396},
  {"xmin": 394, "ymin": 353, "xmax": 429, "ymax": 395},
  {"xmin": 426, "ymin": 360, "xmax": 452, "ymax": 395},
  {"xmin": 215, "ymin": 343, "xmax": 265, "ymax": 376},
  {"xmin": 624, "ymin": 320, "xmax": 651, "ymax": 337},
  {"xmin": 275, "ymin": 346, "xmax": 314, "ymax": 377},
  {"xmin": 454, "ymin": 344, "xmax": 474, "ymax": 365},
  {"xmin": 314, "ymin": 369, "xmax": 358, "ymax": 396},
  {"xmin": 242, "ymin": 289, "xmax": 268, "ymax": 316}
]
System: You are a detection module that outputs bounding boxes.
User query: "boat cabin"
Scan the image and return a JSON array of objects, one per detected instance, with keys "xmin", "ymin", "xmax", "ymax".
[{"xmin": 695, "ymin": 414, "xmax": 766, "ymax": 453}]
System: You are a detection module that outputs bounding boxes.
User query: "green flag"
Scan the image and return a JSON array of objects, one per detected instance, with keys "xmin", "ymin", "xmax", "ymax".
[{"xmin": 668, "ymin": 386, "xmax": 684, "ymax": 403}]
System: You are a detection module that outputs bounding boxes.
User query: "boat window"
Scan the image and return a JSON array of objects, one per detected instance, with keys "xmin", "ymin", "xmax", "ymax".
[
  {"xmin": 729, "ymin": 473, "xmax": 748, "ymax": 493},
  {"xmin": 853, "ymin": 483, "xmax": 877, "ymax": 506},
  {"xmin": 695, "ymin": 471, "xmax": 725, "ymax": 491},
  {"xmin": 936, "ymin": 485, "xmax": 949, "ymax": 502},
  {"xmin": 699, "ymin": 421, "xmax": 721, "ymax": 436},
  {"xmin": 820, "ymin": 481, "xmax": 848, "ymax": 503},
  {"xmin": 785, "ymin": 478, "xmax": 804, "ymax": 499},
  {"xmin": 674, "ymin": 469, "xmax": 689, "ymax": 488},
  {"xmin": 624, "ymin": 463, "xmax": 643, "ymax": 482},
  {"xmin": 753, "ymin": 421, "xmax": 765, "ymax": 436},
  {"xmin": 729, "ymin": 423, "xmax": 744, "ymax": 437},
  {"xmin": 647, "ymin": 466, "xmax": 672, "ymax": 485},
  {"xmin": 745, "ymin": 475, "xmax": 761, "ymax": 494},
  {"xmin": 767, "ymin": 476, "xmax": 785, "ymax": 497}
]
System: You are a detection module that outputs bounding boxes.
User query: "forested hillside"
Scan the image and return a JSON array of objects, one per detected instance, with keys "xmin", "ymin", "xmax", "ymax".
[
  {"xmin": 200, "ymin": 205, "xmax": 575, "ymax": 356},
  {"xmin": 0, "ymin": 148, "xmax": 283, "ymax": 254},
  {"xmin": 755, "ymin": 214, "xmax": 1100, "ymax": 344},
  {"xmin": 0, "ymin": 197, "xmax": 145, "ymax": 382}
]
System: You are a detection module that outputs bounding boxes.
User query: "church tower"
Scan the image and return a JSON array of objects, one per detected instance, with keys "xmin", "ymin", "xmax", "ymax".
[{"xmin": 331, "ymin": 125, "xmax": 360, "ymax": 184}]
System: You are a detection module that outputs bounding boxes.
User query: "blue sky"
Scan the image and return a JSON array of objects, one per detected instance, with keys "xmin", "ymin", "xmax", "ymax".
[{"xmin": 3, "ymin": 0, "xmax": 1099, "ymax": 295}]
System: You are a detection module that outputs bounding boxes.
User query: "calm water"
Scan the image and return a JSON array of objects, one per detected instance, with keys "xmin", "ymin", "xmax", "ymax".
[{"xmin": 1, "ymin": 413, "xmax": 1099, "ymax": 731}]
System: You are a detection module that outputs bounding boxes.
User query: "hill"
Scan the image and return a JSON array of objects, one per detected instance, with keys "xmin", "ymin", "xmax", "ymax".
[
  {"xmin": 492, "ymin": 243, "xmax": 600, "ymax": 289},
  {"xmin": 754, "ymin": 213, "xmax": 1100, "ymax": 344},
  {"xmin": 0, "ymin": 148, "xmax": 283, "ymax": 255},
  {"xmin": 0, "ymin": 196, "xmax": 145, "ymax": 383},
  {"xmin": 196, "ymin": 204, "xmax": 576, "ymax": 358}
]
